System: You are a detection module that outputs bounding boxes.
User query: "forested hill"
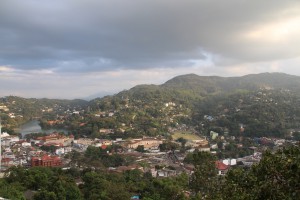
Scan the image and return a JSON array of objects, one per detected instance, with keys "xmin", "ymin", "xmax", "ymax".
[
  {"xmin": 88, "ymin": 72, "xmax": 300, "ymax": 138},
  {"xmin": 162, "ymin": 72, "xmax": 300, "ymax": 95},
  {"xmin": 94, "ymin": 72, "xmax": 300, "ymax": 105}
]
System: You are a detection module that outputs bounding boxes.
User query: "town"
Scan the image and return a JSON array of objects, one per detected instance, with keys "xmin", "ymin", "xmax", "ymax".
[
  {"xmin": 1, "ymin": 125, "xmax": 297, "ymax": 178},
  {"xmin": 0, "ymin": 80, "xmax": 300, "ymax": 199}
]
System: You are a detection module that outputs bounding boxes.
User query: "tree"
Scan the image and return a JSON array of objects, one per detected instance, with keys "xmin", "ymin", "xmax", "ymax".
[
  {"xmin": 82, "ymin": 171, "xmax": 130, "ymax": 200},
  {"xmin": 293, "ymin": 132, "xmax": 300, "ymax": 141},
  {"xmin": 0, "ymin": 179, "xmax": 26, "ymax": 200},
  {"xmin": 220, "ymin": 146, "xmax": 300, "ymax": 200},
  {"xmin": 136, "ymin": 145, "xmax": 145, "ymax": 152},
  {"xmin": 33, "ymin": 189, "xmax": 57, "ymax": 200},
  {"xmin": 177, "ymin": 137, "xmax": 187, "ymax": 151},
  {"xmin": 159, "ymin": 142, "xmax": 179, "ymax": 151},
  {"xmin": 189, "ymin": 151, "xmax": 217, "ymax": 197}
]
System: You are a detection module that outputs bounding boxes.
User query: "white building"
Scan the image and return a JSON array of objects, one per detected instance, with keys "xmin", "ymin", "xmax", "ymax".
[
  {"xmin": 55, "ymin": 147, "xmax": 65, "ymax": 155},
  {"xmin": 222, "ymin": 158, "xmax": 237, "ymax": 166}
]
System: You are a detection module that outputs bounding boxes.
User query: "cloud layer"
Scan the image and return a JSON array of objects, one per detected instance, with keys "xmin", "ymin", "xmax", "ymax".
[{"xmin": 1, "ymin": 0, "xmax": 300, "ymax": 98}]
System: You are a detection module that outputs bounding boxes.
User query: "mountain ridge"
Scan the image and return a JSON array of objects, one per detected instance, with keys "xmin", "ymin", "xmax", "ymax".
[{"xmin": 118, "ymin": 72, "xmax": 300, "ymax": 101}]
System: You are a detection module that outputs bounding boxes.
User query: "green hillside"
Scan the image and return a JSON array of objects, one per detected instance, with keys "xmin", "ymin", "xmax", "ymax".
[
  {"xmin": 3, "ymin": 72, "xmax": 300, "ymax": 138},
  {"xmin": 84, "ymin": 73, "xmax": 300, "ymax": 138}
]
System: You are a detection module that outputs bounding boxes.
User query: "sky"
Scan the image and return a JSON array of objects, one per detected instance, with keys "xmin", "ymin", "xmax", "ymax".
[{"xmin": 1, "ymin": 0, "xmax": 300, "ymax": 99}]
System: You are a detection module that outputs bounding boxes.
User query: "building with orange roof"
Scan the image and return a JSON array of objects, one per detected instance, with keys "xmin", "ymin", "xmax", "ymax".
[
  {"xmin": 215, "ymin": 161, "xmax": 229, "ymax": 175},
  {"xmin": 31, "ymin": 154, "xmax": 62, "ymax": 167}
]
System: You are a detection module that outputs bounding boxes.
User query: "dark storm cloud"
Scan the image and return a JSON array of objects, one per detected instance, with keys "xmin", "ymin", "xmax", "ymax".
[{"xmin": 1, "ymin": 0, "xmax": 299, "ymax": 72}]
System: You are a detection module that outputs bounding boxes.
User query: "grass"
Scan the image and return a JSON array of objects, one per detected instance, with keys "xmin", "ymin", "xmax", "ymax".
[{"xmin": 172, "ymin": 132, "xmax": 203, "ymax": 141}]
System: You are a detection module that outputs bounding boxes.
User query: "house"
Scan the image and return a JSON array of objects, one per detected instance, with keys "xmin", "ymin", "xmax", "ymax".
[
  {"xmin": 210, "ymin": 131, "xmax": 219, "ymax": 140},
  {"xmin": 21, "ymin": 142, "xmax": 31, "ymax": 147},
  {"xmin": 198, "ymin": 145, "xmax": 210, "ymax": 152},
  {"xmin": 186, "ymin": 138, "xmax": 209, "ymax": 148},
  {"xmin": 131, "ymin": 195, "xmax": 140, "ymax": 200},
  {"xmin": 157, "ymin": 169, "xmax": 177, "ymax": 178},
  {"xmin": 127, "ymin": 138, "xmax": 163, "ymax": 149},
  {"xmin": 111, "ymin": 164, "xmax": 143, "ymax": 173},
  {"xmin": 64, "ymin": 147, "xmax": 72, "ymax": 153},
  {"xmin": 0, "ymin": 105, "xmax": 9, "ymax": 111},
  {"xmin": 94, "ymin": 139, "xmax": 112, "ymax": 146},
  {"xmin": 204, "ymin": 115, "xmax": 214, "ymax": 121},
  {"xmin": 108, "ymin": 112, "xmax": 115, "ymax": 117},
  {"xmin": 1, "ymin": 158, "xmax": 14, "ymax": 167},
  {"xmin": 75, "ymin": 138, "xmax": 94, "ymax": 146},
  {"xmin": 99, "ymin": 129, "xmax": 114, "ymax": 134},
  {"xmin": 215, "ymin": 161, "xmax": 229, "ymax": 175},
  {"xmin": 0, "ymin": 132, "xmax": 10, "ymax": 138},
  {"xmin": 210, "ymin": 144, "xmax": 218, "ymax": 149},
  {"xmin": 55, "ymin": 147, "xmax": 65, "ymax": 155},
  {"xmin": 5, "ymin": 135, "xmax": 19, "ymax": 144}
]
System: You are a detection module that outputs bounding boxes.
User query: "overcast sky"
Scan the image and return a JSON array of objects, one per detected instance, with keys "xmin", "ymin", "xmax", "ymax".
[{"xmin": 1, "ymin": 0, "xmax": 300, "ymax": 99}]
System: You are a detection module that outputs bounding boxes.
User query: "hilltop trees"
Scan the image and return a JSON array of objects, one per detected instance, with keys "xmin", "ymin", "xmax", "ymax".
[
  {"xmin": 3, "ymin": 166, "xmax": 82, "ymax": 200},
  {"xmin": 193, "ymin": 89, "xmax": 300, "ymax": 138},
  {"xmin": 220, "ymin": 146, "xmax": 300, "ymax": 200},
  {"xmin": 186, "ymin": 145, "xmax": 300, "ymax": 200},
  {"xmin": 189, "ymin": 151, "xmax": 218, "ymax": 198}
]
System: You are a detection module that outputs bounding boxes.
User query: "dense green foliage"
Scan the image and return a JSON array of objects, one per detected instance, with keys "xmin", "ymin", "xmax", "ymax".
[
  {"xmin": 3, "ymin": 167, "xmax": 82, "ymax": 200},
  {"xmin": 84, "ymin": 146, "xmax": 130, "ymax": 168},
  {"xmin": 193, "ymin": 89, "xmax": 300, "ymax": 138},
  {"xmin": 219, "ymin": 146, "xmax": 300, "ymax": 200}
]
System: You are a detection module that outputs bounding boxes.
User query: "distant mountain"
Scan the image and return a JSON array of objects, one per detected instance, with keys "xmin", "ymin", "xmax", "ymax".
[
  {"xmin": 112, "ymin": 72, "xmax": 300, "ymax": 102},
  {"xmin": 230, "ymin": 72, "xmax": 300, "ymax": 91},
  {"xmin": 88, "ymin": 72, "xmax": 300, "ymax": 113},
  {"xmin": 163, "ymin": 72, "xmax": 300, "ymax": 94},
  {"xmin": 83, "ymin": 91, "xmax": 115, "ymax": 101}
]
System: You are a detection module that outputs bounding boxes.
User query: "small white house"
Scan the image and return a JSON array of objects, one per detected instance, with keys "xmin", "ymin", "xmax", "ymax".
[
  {"xmin": 21, "ymin": 142, "xmax": 31, "ymax": 147},
  {"xmin": 55, "ymin": 147, "xmax": 65, "ymax": 155}
]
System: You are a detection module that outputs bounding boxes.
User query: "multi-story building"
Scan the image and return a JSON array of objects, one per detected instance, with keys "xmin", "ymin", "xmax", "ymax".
[
  {"xmin": 127, "ymin": 138, "xmax": 163, "ymax": 149},
  {"xmin": 31, "ymin": 154, "xmax": 62, "ymax": 167}
]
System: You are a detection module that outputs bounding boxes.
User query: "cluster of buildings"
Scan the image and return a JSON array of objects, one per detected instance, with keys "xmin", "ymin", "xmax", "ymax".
[
  {"xmin": 0, "ymin": 129, "xmax": 253, "ymax": 172},
  {"xmin": 2, "ymin": 123, "xmax": 294, "ymax": 181},
  {"xmin": 0, "ymin": 132, "xmax": 75, "ymax": 169}
]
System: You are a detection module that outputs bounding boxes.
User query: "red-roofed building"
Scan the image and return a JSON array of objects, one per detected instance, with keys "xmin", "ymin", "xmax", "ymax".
[
  {"xmin": 31, "ymin": 154, "xmax": 62, "ymax": 167},
  {"xmin": 2, "ymin": 157, "xmax": 14, "ymax": 166},
  {"xmin": 215, "ymin": 161, "xmax": 229, "ymax": 175}
]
